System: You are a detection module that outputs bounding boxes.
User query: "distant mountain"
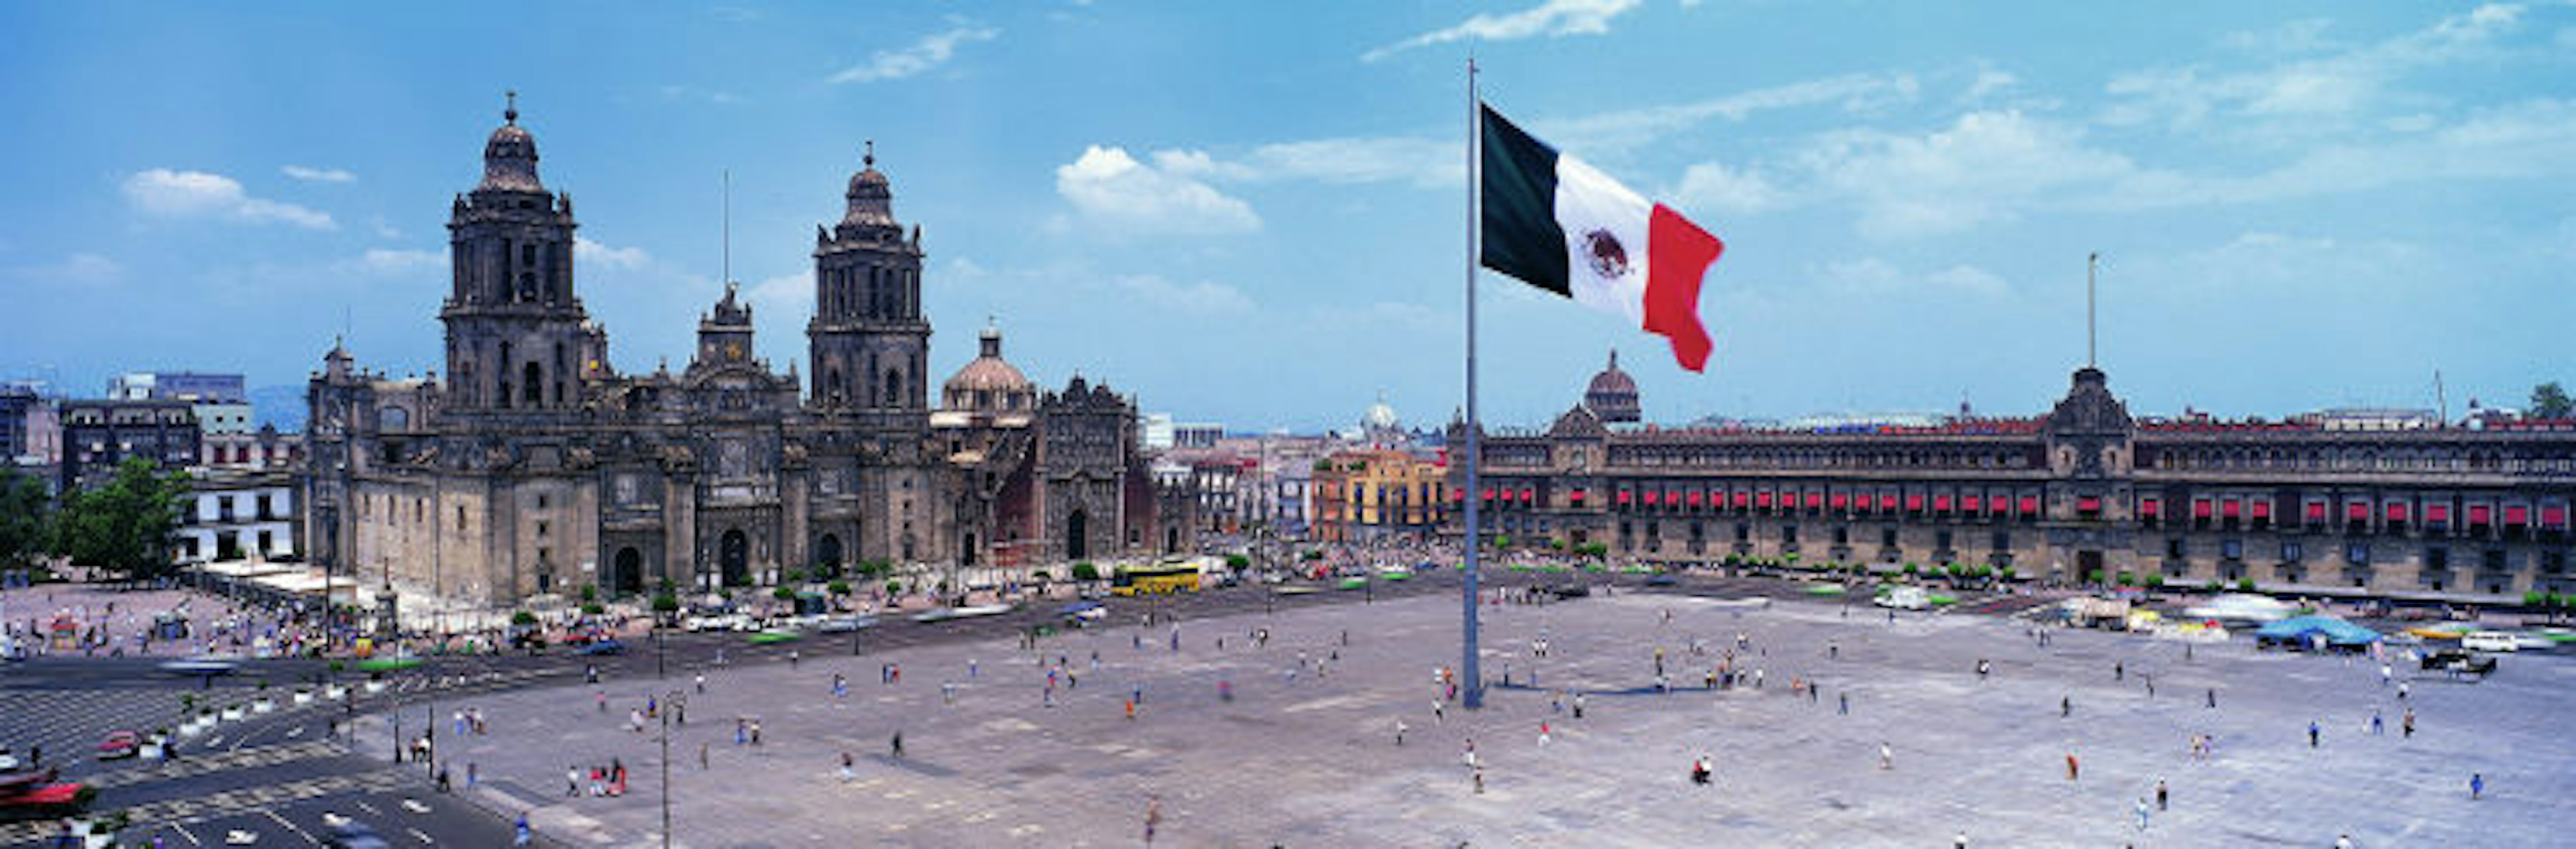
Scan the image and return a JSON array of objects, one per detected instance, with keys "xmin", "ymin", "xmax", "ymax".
[{"xmin": 250, "ymin": 385, "xmax": 307, "ymax": 432}]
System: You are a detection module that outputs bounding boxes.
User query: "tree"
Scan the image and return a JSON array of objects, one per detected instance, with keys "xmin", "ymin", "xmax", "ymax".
[
  {"xmin": 53, "ymin": 457, "xmax": 187, "ymax": 583},
  {"xmin": 1071, "ymin": 562, "xmax": 1100, "ymax": 582},
  {"xmin": 2533, "ymin": 382, "xmax": 2573, "ymax": 419},
  {"xmin": 0, "ymin": 466, "xmax": 52, "ymax": 571}
]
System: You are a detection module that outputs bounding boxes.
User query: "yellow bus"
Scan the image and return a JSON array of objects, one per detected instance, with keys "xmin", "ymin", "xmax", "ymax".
[{"xmin": 1112, "ymin": 564, "xmax": 1201, "ymax": 597}]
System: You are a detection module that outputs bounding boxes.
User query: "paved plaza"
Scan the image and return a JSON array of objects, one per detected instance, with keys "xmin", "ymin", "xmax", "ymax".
[{"xmin": 368, "ymin": 585, "xmax": 2576, "ymax": 847}]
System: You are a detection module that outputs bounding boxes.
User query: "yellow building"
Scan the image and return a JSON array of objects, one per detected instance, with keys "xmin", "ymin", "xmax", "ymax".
[{"xmin": 1313, "ymin": 448, "xmax": 1446, "ymax": 543}]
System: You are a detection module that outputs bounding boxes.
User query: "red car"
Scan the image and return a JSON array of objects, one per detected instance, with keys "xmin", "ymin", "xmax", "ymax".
[
  {"xmin": 0, "ymin": 770, "xmax": 90, "ymax": 821},
  {"xmin": 97, "ymin": 731, "xmax": 142, "ymax": 760}
]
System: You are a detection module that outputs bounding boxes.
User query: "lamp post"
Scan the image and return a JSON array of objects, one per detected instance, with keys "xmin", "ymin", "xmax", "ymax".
[{"xmin": 659, "ymin": 687, "xmax": 680, "ymax": 848}]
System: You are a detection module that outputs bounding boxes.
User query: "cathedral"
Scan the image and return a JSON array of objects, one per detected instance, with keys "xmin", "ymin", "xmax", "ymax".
[{"xmin": 303, "ymin": 100, "xmax": 1168, "ymax": 606}]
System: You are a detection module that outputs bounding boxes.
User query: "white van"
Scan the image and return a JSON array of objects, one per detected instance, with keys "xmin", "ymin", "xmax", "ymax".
[
  {"xmin": 1876, "ymin": 586, "xmax": 1929, "ymax": 611},
  {"xmin": 2461, "ymin": 630, "xmax": 2520, "ymax": 653}
]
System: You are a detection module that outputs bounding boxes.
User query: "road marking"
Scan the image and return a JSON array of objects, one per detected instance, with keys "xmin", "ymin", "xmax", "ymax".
[
  {"xmin": 355, "ymin": 799, "xmax": 382, "ymax": 815},
  {"xmin": 262, "ymin": 808, "xmax": 317, "ymax": 845},
  {"xmin": 400, "ymin": 797, "xmax": 431, "ymax": 813},
  {"xmin": 174, "ymin": 822, "xmax": 206, "ymax": 846},
  {"xmin": 408, "ymin": 826, "xmax": 436, "ymax": 844},
  {"xmin": 225, "ymin": 828, "xmax": 258, "ymax": 844},
  {"xmin": 287, "ymin": 726, "xmax": 305, "ymax": 738}
]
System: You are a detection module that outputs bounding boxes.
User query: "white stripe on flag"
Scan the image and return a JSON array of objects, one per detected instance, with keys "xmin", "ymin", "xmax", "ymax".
[{"xmin": 1552, "ymin": 154, "xmax": 1652, "ymax": 328}]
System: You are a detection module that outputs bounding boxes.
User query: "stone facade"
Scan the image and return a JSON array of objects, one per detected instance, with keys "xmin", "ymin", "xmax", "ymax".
[
  {"xmin": 1451, "ymin": 358, "xmax": 2576, "ymax": 601},
  {"xmin": 303, "ymin": 103, "xmax": 1165, "ymax": 607},
  {"xmin": 58, "ymin": 399, "xmax": 199, "ymax": 492}
]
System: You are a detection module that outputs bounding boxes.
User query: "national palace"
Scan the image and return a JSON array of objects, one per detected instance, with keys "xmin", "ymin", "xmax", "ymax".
[{"xmin": 1454, "ymin": 355, "xmax": 2576, "ymax": 599}]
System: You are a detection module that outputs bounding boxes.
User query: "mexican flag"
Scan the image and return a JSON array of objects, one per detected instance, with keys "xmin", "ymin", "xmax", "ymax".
[{"xmin": 1480, "ymin": 103, "xmax": 1725, "ymax": 372}]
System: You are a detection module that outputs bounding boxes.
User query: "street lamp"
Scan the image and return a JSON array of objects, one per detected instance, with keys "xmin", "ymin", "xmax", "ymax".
[{"xmin": 659, "ymin": 688, "xmax": 681, "ymax": 848}]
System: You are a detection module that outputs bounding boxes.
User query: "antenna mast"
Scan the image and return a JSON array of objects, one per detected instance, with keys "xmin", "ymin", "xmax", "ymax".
[
  {"xmin": 722, "ymin": 169, "xmax": 732, "ymax": 284},
  {"xmin": 2086, "ymin": 252, "xmax": 2099, "ymax": 369}
]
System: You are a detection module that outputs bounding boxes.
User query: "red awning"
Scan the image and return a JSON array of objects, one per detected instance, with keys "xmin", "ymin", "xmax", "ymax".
[
  {"xmin": 1732, "ymin": 492, "xmax": 1749, "ymax": 509},
  {"xmin": 2078, "ymin": 496, "xmax": 2101, "ymax": 512},
  {"xmin": 1451, "ymin": 490, "xmax": 1465, "ymax": 503},
  {"xmin": 2252, "ymin": 500, "xmax": 2272, "ymax": 519},
  {"xmin": 2425, "ymin": 503, "xmax": 2448, "ymax": 523},
  {"xmin": 1686, "ymin": 491, "xmax": 1703, "ymax": 506},
  {"xmin": 2506, "ymin": 505, "xmax": 2530, "ymax": 526},
  {"xmin": 1906, "ymin": 494, "xmax": 1925, "ymax": 511},
  {"xmin": 2306, "ymin": 502, "xmax": 2327, "ymax": 521},
  {"xmin": 1804, "ymin": 493, "xmax": 1822, "ymax": 509},
  {"xmin": 2469, "ymin": 505, "xmax": 2491, "ymax": 524},
  {"xmin": 1756, "ymin": 493, "xmax": 1772, "ymax": 508},
  {"xmin": 1642, "ymin": 491, "xmax": 1658, "ymax": 505},
  {"xmin": 1963, "ymin": 496, "xmax": 1982, "ymax": 513},
  {"xmin": 1570, "ymin": 489, "xmax": 1586, "ymax": 502},
  {"xmin": 2545, "ymin": 505, "xmax": 2567, "ymax": 528},
  {"xmin": 1481, "ymin": 489, "xmax": 1495, "ymax": 501},
  {"xmin": 2347, "ymin": 502, "xmax": 2369, "ymax": 520},
  {"xmin": 2143, "ymin": 497, "xmax": 2163, "ymax": 517},
  {"xmin": 2385, "ymin": 503, "xmax": 2408, "ymax": 521},
  {"xmin": 1617, "ymin": 491, "xmax": 1633, "ymax": 505},
  {"xmin": 1522, "ymin": 488, "xmax": 1536, "ymax": 503},
  {"xmin": 2192, "ymin": 499, "xmax": 2212, "ymax": 518},
  {"xmin": 1882, "ymin": 494, "xmax": 1898, "ymax": 511},
  {"xmin": 1933, "ymin": 495, "xmax": 1953, "ymax": 512},
  {"xmin": 2222, "ymin": 499, "xmax": 2241, "ymax": 518},
  {"xmin": 2019, "ymin": 495, "xmax": 2039, "ymax": 515},
  {"xmin": 1831, "ymin": 493, "xmax": 1849, "ymax": 509}
]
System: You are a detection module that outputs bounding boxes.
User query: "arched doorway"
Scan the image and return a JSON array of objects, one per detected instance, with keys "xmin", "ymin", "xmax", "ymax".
[
  {"xmin": 816, "ymin": 534, "xmax": 843, "ymax": 579},
  {"xmin": 1165, "ymin": 526, "xmax": 1180, "ymax": 554},
  {"xmin": 613, "ymin": 547, "xmax": 643, "ymax": 598},
  {"xmin": 720, "ymin": 529, "xmax": 750, "ymax": 587},
  {"xmin": 961, "ymin": 533, "xmax": 977, "ymax": 567},
  {"xmin": 1066, "ymin": 510, "xmax": 1089, "ymax": 562}
]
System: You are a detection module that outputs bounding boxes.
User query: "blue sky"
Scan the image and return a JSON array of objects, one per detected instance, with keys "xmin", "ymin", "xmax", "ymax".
[{"xmin": 2, "ymin": 1, "xmax": 2570, "ymax": 432}]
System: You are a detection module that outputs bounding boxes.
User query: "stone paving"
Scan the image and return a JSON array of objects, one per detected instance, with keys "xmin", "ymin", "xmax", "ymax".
[{"xmin": 360, "ymin": 587, "xmax": 2576, "ymax": 847}]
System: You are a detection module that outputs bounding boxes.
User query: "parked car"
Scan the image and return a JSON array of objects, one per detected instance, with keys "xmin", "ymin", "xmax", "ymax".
[
  {"xmin": 321, "ymin": 819, "xmax": 392, "ymax": 849},
  {"xmin": 575, "ymin": 638, "xmax": 627, "ymax": 656},
  {"xmin": 2420, "ymin": 650, "xmax": 2498, "ymax": 676},
  {"xmin": 2461, "ymin": 631, "xmax": 2520, "ymax": 653},
  {"xmin": 95, "ymin": 732, "xmax": 141, "ymax": 760},
  {"xmin": 814, "ymin": 615, "xmax": 874, "ymax": 634}
]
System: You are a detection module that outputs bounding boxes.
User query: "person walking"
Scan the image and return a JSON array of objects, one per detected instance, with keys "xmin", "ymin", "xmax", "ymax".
[
  {"xmin": 2206, "ymin": 687, "xmax": 2217, "ymax": 709},
  {"xmin": 2403, "ymin": 708, "xmax": 2416, "ymax": 739},
  {"xmin": 2062, "ymin": 695, "xmax": 2072, "ymax": 717},
  {"xmin": 2471, "ymin": 772, "xmax": 2485, "ymax": 800},
  {"xmin": 2371, "ymin": 709, "xmax": 2385, "ymax": 736},
  {"xmin": 565, "ymin": 766, "xmax": 580, "ymax": 797},
  {"xmin": 2135, "ymin": 796, "xmax": 2151, "ymax": 831},
  {"xmin": 839, "ymin": 751, "xmax": 855, "ymax": 782},
  {"xmin": 1839, "ymin": 692, "xmax": 1849, "ymax": 715},
  {"xmin": 1690, "ymin": 754, "xmax": 1712, "ymax": 785},
  {"xmin": 698, "ymin": 742, "xmax": 709, "ymax": 770},
  {"xmin": 2155, "ymin": 777, "xmax": 2167, "ymax": 811},
  {"xmin": 1879, "ymin": 742, "xmax": 1893, "ymax": 770},
  {"xmin": 1395, "ymin": 719, "xmax": 1407, "ymax": 746},
  {"xmin": 2309, "ymin": 720, "xmax": 2321, "ymax": 748},
  {"xmin": 2065, "ymin": 752, "xmax": 2080, "ymax": 781},
  {"xmin": 890, "ymin": 730, "xmax": 905, "ymax": 760},
  {"xmin": 1144, "ymin": 795, "xmax": 1163, "ymax": 846}
]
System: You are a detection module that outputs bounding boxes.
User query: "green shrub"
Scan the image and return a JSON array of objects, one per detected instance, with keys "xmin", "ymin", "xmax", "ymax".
[
  {"xmin": 2235, "ymin": 578, "xmax": 2256, "ymax": 592},
  {"xmin": 827, "ymin": 581, "xmax": 852, "ymax": 597},
  {"xmin": 651, "ymin": 593, "xmax": 681, "ymax": 613},
  {"xmin": 1071, "ymin": 562, "xmax": 1101, "ymax": 582},
  {"xmin": 1224, "ymin": 554, "xmax": 1250, "ymax": 570},
  {"xmin": 884, "ymin": 580, "xmax": 904, "ymax": 595},
  {"xmin": 771, "ymin": 586, "xmax": 796, "ymax": 601},
  {"xmin": 511, "ymin": 610, "xmax": 537, "ymax": 626},
  {"xmin": 1030, "ymin": 570, "xmax": 1051, "ymax": 583},
  {"xmin": 580, "ymin": 585, "xmax": 597, "ymax": 603},
  {"xmin": 581, "ymin": 602, "xmax": 604, "ymax": 615},
  {"xmin": 2144, "ymin": 575, "xmax": 2165, "ymax": 589}
]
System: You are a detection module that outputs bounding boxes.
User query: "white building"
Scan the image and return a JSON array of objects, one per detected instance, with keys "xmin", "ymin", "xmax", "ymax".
[{"xmin": 176, "ymin": 470, "xmax": 298, "ymax": 564}]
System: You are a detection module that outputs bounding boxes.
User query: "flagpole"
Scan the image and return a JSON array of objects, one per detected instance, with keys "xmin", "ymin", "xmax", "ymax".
[{"xmin": 1461, "ymin": 56, "xmax": 1485, "ymax": 711}]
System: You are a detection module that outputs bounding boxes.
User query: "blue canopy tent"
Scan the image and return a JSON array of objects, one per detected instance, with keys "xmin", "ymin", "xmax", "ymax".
[{"xmin": 2253, "ymin": 615, "xmax": 2382, "ymax": 651}]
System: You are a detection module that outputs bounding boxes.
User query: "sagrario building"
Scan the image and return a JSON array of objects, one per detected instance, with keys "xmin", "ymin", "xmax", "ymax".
[{"xmin": 1449, "ymin": 356, "xmax": 2576, "ymax": 601}]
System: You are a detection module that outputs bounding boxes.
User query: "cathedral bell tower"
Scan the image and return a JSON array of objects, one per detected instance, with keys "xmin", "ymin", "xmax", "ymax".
[
  {"xmin": 807, "ymin": 141, "xmax": 931, "ymax": 423},
  {"xmin": 440, "ymin": 92, "xmax": 590, "ymax": 417}
]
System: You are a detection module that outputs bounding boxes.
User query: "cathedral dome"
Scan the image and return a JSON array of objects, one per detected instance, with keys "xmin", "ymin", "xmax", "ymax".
[
  {"xmin": 1582, "ymin": 349, "xmax": 1641, "ymax": 423},
  {"xmin": 943, "ymin": 324, "xmax": 1034, "ymax": 413},
  {"xmin": 1362, "ymin": 395, "xmax": 1399, "ymax": 432},
  {"xmin": 839, "ymin": 141, "xmax": 897, "ymax": 232},
  {"xmin": 478, "ymin": 93, "xmax": 543, "ymax": 193}
]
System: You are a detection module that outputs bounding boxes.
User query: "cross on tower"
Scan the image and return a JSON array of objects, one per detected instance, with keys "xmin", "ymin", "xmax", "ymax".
[
  {"xmin": 504, "ymin": 89, "xmax": 518, "ymax": 124},
  {"xmin": 864, "ymin": 139, "xmax": 875, "ymax": 168}
]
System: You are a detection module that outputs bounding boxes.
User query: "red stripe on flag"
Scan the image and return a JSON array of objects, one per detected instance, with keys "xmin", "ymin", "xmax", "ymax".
[{"xmin": 1644, "ymin": 204, "xmax": 1722, "ymax": 372}]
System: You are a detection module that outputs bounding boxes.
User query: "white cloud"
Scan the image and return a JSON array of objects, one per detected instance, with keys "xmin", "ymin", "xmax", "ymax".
[
  {"xmin": 1539, "ymin": 72, "xmax": 1919, "ymax": 155},
  {"xmin": 828, "ymin": 24, "xmax": 998, "ymax": 84},
  {"xmin": 576, "ymin": 237, "xmax": 651, "ymax": 270},
  {"xmin": 369, "ymin": 216, "xmax": 404, "ymax": 240},
  {"xmin": 1054, "ymin": 145, "xmax": 1260, "ymax": 235},
  {"xmin": 121, "ymin": 168, "xmax": 335, "ymax": 230},
  {"xmin": 1800, "ymin": 110, "xmax": 2136, "ymax": 239},
  {"xmin": 1364, "ymin": 0, "xmax": 1642, "ymax": 62},
  {"xmin": 282, "ymin": 164, "xmax": 356, "ymax": 184},
  {"xmin": 1673, "ymin": 161, "xmax": 1778, "ymax": 216},
  {"xmin": 356, "ymin": 248, "xmax": 442, "ymax": 275},
  {"xmin": 2102, "ymin": 3, "xmax": 2528, "ymax": 132},
  {"xmin": 13, "ymin": 252, "xmax": 125, "ymax": 287},
  {"xmin": 1115, "ymin": 274, "xmax": 1254, "ymax": 314},
  {"xmin": 1962, "ymin": 68, "xmax": 2017, "ymax": 103},
  {"xmin": 1811, "ymin": 258, "xmax": 2006, "ymax": 298},
  {"xmin": 742, "ymin": 270, "xmax": 809, "ymax": 313},
  {"xmin": 659, "ymin": 85, "xmax": 743, "ymax": 105}
]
